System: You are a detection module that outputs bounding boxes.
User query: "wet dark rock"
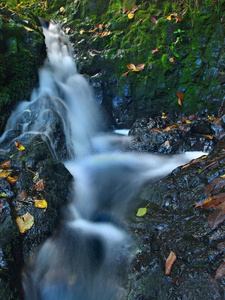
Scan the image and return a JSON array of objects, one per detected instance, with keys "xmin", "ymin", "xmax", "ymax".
[
  {"xmin": 127, "ymin": 138, "xmax": 225, "ymax": 299},
  {"xmin": 129, "ymin": 116, "xmax": 218, "ymax": 154},
  {"xmin": 0, "ymin": 135, "xmax": 72, "ymax": 300}
]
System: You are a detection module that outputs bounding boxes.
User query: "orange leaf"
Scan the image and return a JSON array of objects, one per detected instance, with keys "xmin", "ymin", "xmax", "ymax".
[
  {"xmin": 177, "ymin": 91, "xmax": 185, "ymax": 101},
  {"xmin": 123, "ymin": 70, "xmax": 130, "ymax": 76},
  {"xmin": 14, "ymin": 140, "xmax": 25, "ymax": 150},
  {"xmin": 6, "ymin": 175, "xmax": 19, "ymax": 184},
  {"xmin": 165, "ymin": 251, "xmax": 177, "ymax": 276},
  {"xmin": 167, "ymin": 15, "xmax": 172, "ymax": 20},
  {"xmin": 33, "ymin": 179, "xmax": 45, "ymax": 191},
  {"xmin": 1, "ymin": 160, "xmax": 11, "ymax": 168}
]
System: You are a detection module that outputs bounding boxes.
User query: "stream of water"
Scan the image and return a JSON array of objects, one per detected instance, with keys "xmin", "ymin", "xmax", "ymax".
[{"xmin": 1, "ymin": 22, "xmax": 207, "ymax": 300}]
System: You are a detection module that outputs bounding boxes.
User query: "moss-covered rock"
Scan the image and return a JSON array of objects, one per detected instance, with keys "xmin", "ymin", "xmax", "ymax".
[{"xmin": 0, "ymin": 7, "xmax": 46, "ymax": 134}]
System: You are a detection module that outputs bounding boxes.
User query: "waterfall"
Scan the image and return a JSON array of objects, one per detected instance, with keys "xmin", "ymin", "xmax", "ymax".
[{"xmin": 1, "ymin": 22, "xmax": 204, "ymax": 299}]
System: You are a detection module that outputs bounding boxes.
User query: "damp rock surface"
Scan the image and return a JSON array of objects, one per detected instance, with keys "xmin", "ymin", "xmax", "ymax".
[
  {"xmin": 127, "ymin": 137, "xmax": 225, "ymax": 300},
  {"xmin": 0, "ymin": 136, "xmax": 72, "ymax": 300}
]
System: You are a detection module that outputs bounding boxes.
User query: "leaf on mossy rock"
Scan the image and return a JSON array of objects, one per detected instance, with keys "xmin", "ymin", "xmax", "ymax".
[
  {"xmin": 136, "ymin": 207, "xmax": 147, "ymax": 217},
  {"xmin": 128, "ymin": 13, "xmax": 134, "ymax": 19},
  {"xmin": 14, "ymin": 140, "xmax": 25, "ymax": 150},
  {"xmin": 16, "ymin": 212, "xmax": 34, "ymax": 234},
  {"xmin": 34, "ymin": 200, "xmax": 47, "ymax": 209},
  {"xmin": 165, "ymin": 251, "xmax": 177, "ymax": 276}
]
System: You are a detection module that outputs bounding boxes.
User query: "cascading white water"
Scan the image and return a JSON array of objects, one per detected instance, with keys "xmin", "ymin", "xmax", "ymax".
[{"xmin": 0, "ymin": 21, "xmax": 206, "ymax": 300}]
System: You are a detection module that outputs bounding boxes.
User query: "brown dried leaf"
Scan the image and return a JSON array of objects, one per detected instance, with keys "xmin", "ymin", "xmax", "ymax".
[
  {"xmin": 204, "ymin": 178, "xmax": 225, "ymax": 196},
  {"xmin": 165, "ymin": 251, "xmax": 177, "ymax": 276},
  {"xmin": 16, "ymin": 212, "xmax": 34, "ymax": 233},
  {"xmin": 123, "ymin": 70, "xmax": 130, "ymax": 76},
  {"xmin": 33, "ymin": 179, "xmax": 45, "ymax": 191},
  {"xmin": 215, "ymin": 261, "xmax": 225, "ymax": 279},
  {"xmin": 1, "ymin": 160, "xmax": 11, "ymax": 168},
  {"xmin": 208, "ymin": 210, "xmax": 225, "ymax": 230},
  {"xmin": 17, "ymin": 190, "xmax": 28, "ymax": 202}
]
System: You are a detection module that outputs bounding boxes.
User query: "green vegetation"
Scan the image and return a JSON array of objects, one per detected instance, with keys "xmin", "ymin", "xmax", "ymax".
[{"xmin": 0, "ymin": 0, "xmax": 225, "ymax": 128}]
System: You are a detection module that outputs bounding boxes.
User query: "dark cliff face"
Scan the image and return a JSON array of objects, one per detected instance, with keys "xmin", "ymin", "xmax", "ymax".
[{"xmin": 0, "ymin": 7, "xmax": 46, "ymax": 134}]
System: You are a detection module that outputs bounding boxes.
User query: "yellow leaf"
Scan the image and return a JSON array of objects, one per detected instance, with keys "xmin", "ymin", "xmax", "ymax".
[
  {"xmin": 178, "ymin": 98, "xmax": 182, "ymax": 106},
  {"xmin": 34, "ymin": 200, "xmax": 48, "ymax": 209},
  {"xmin": 136, "ymin": 207, "xmax": 147, "ymax": 217},
  {"xmin": 59, "ymin": 6, "xmax": 65, "ymax": 13},
  {"xmin": 127, "ymin": 63, "xmax": 136, "ymax": 70},
  {"xmin": 0, "ymin": 170, "xmax": 12, "ymax": 178},
  {"xmin": 16, "ymin": 212, "xmax": 34, "ymax": 234},
  {"xmin": 24, "ymin": 26, "xmax": 35, "ymax": 32},
  {"xmin": 6, "ymin": 175, "xmax": 19, "ymax": 184},
  {"xmin": 169, "ymin": 57, "xmax": 175, "ymax": 63},
  {"xmin": 167, "ymin": 15, "xmax": 172, "ymax": 20},
  {"xmin": 14, "ymin": 140, "xmax": 25, "ymax": 150},
  {"xmin": 128, "ymin": 13, "xmax": 134, "ymax": 19}
]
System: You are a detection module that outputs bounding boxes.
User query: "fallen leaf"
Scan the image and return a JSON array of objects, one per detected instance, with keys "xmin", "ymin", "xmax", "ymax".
[
  {"xmin": 167, "ymin": 15, "xmax": 172, "ymax": 20},
  {"xmin": 33, "ymin": 172, "xmax": 39, "ymax": 183},
  {"xmin": 163, "ymin": 140, "xmax": 170, "ymax": 149},
  {"xmin": 151, "ymin": 47, "xmax": 159, "ymax": 54},
  {"xmin": 136, "ymin": 63, "xmax": 145, "ymax": 71},
  {"xmin": 128, "ymin": 13, "xmax": 134, "ymax": 19},
  {"xmin": 169, "ymin": 57, "xmax": 175, "ymax": 63},
  {"xmin": 17, "ymin": 190, "xmax": 28, "ymax": 202},
  {"xmin": 208, "ymin": 210, "xmax": 225, "ymax": 230},
  {"xmin": 34, "ymin": 200, "xmax": 48, "ymax": 209},
  {"xmin": 136, "ymin": 207, "xmax": 147, "ymax": 217},
  {"xmin": 6, "ymin": 175, "xmax": 19, "ymax": 184},
  {"xmin": 215, "ymin": 261, "xmax": 225, "ymax": 279},
  {"xmin": 127, "ymin": 63, "xmax": 139, "ymax": 71},
  {"xmin": 203, "ymin": 135, "xmax": 213, "ymax": 139},
  {"xmin": 0, "ymin": 169, "xmax": 12, "ymax": 178},
  {"xmin": 59, "ymin": 6, "xmax": 65, "ymax": 13},
  {"xmin": 33, "ymin": 179, "xmax": 45, "ymax": 191},
  {"xmin": 14, "ymin": 140, "xmax": 25, "ymax": 150},
  {"xmin": 165, "ymin": 251, "xmax": 177, "ymax": 276},
  {"xmin": 1, "ymin": 160, "xmax": 11, "ymax": 168},
  {"xmin": 0, "ymin": 192, "xmax": 8, "ymax": 197},
  {"xmin": 16, "ymin": 212, "xmax": 34, "ymax": 233},
  {"xmin": 151, "ymin": 17, "xmax": 157, "ymax": 24},
  {"xmin": 123, "ymin": 70, "xmax": 130, "ymax": 76},
  {"xmin": 178, "ymin": 98, "xmax": 182, "ymax": 106},
  {"xmin": 204, "ymin": 178, "xmax": 225, "ymax": 196},
  {"xmin": 194, "ymin": 193, "xmax": 225, "ymax": 209}
]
